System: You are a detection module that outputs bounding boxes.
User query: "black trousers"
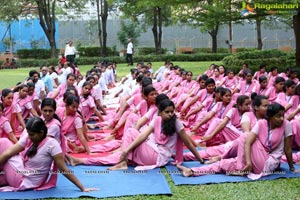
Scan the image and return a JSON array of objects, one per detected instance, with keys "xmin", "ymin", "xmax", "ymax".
[
  {"xmin": 126, "ymin": 53, "xmax": 133, "ymax": 65},
  {"xmin": 66, "ymin": 55, "xmax": 75, "ymax": 64}
]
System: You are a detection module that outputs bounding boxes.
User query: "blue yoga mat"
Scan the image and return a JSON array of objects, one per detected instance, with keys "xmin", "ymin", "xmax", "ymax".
[
  {"xmin": 166, "ymin": 161, "xmax": 300, "ymax": 185},
  {"xmin": 0, "ymin": 165, "xmax": 171, "ymax": 199}
]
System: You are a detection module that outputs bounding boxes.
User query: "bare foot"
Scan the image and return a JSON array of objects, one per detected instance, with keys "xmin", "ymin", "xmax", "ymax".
[
  {"xmin": 87, "ymin": 134, "xmax": 96, "ymax": 140},
  {"xmin": 87, "ymin": 124, "xmax": 99, "ymax": 129},
  {"xmin": 176, "ymin": 164, "xmax": 193, "ymax": 177},
  {"xmin": 189, "ymin": 132, "xmax": 195, "ymax": 136},
  {"xmin": 198, "ymin": 140, "xmax": 206, "ymax": 148},
  {"xmin": 74, "ymin": 146, "xmax": 85, "ymax": 153},
  {"xmin": 205, "ymin": 156, "xmax": 221, "ymax": 164},
  {"xmin": 102, "ymin": 125, "xmax": 112, "ymax": 130},
  {"xmin": 111, "ymin": 146, "xmax": 122, "ymax": 153},
  {"xmin": 103, "ymin": 134, "xmax": 115, "ymax": 140},
  {"xmin": 66, "ymin": 154, "xmax": 83, "ymax": 166},
  {"xmin": 107, "ymin": 161, "xmax": 128, "ymax": 170}
]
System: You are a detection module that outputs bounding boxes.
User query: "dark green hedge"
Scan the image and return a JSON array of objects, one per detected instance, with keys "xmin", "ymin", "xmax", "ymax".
[
  {"xmin": 222, "ymin": 49, "xmax": 296, "ymax": 73},
  {"xmin": 193, "ymin": 48, "xmax": 229, "ymax": 53},
  {"xmin": 234, "ymin": 48, "xmax": 257, "ymax": 53},
  {"xmin": 17, "ymin": 49, "xmax": 58, "ymax": 59},
  {"xmin": 78, "ymin": 46, "xmax": 118, "ymax": 57},
  {"xmin": 193, "ymin": 47, "xmax": 259, "ymax": 54},
  {"xmin": 137, "ymin": 47, "xmax": 167, "ymax": 55},
  {"xmin": 16, "ymin": 53, "xmax": 230, "ymax": 68},
  {"xmin": 17, "ymin": 58, "xmax": 59, "ymax": 68}
]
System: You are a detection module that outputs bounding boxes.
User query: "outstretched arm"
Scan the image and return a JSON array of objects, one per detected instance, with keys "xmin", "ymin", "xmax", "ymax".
[
  {"xmin": 53, "ymin": 153, "xmax": 98, "ymax": 192},
  {"xmin": 243, "ymin": 132, "xmax": 257, "ymax": 172},
  {"xmin": 202, "ymin": 117, "xmax": 230, "ymax": 141},
  {"xmin": 122, "ymin": 126, "xmax": 153, "ymax": 156},
  {"xmin": 191, "ymin": 110, "xmax": 215, "ymax": 132},
  {"xmin": 284, "ymin": 135, "xmax": 295, "ymax": 171},
  {"xmin": 0, "ymin": 143, "xmax": 23, "ymax": 165},
  {"xmin": 178, "ymin": 128, "xmax": 204, "ymax": 164}
]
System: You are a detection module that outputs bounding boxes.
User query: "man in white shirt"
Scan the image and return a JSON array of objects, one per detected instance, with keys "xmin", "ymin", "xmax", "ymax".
[
  {"xmin": 126, "ymin": 39, "xmax": 134, "ymax": 66},
  {"xmin": 64, "ymin": 41, "xmax": 76, "ymax": 64},
  {"xmin": 40, "ymin": 66, "xmax": 53, "ymax": 94},
  {"xmin": 29, "ymin": 70, "xmax": 45, "ymax": 100}
]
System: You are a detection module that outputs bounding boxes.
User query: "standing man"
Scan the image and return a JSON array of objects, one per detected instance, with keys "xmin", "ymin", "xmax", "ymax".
[
  {"xmin": 126, "ymin": 39, "xmax": 134, "ymax": 66},
  {"xmin": 64, "ymin": 41, "xmax": 76, "ymax": 64}
]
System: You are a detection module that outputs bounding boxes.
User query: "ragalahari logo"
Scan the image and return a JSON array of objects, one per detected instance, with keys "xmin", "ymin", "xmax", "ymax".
[{"xmin": 240, "ymin": 2, "xmax": 256, "ymax": 16}]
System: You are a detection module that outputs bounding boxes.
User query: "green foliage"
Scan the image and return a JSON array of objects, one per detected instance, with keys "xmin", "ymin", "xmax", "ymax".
[
  {"xmin": 0, "ymin": 0, "xmax": 24, "ymax": 21},
  {"xmin": 17, "ymin": 49, "xmax": 59, "ymax": 59},
  {"xmin": 193, "ymin": 48, "xmax": 229, "ymax": 53},
  {"xmin": 17, "ymin": 58, "xmax": 59, "ymax": 67},
  {"xmin": 16, "ymin": 53, "xmax": 229, "ymax": 68},
  {"xmin": 78, "ymin": 46, "xmax": 118, "ymax": 57},
  {"xmin": 117, "ymin": 21, "xmax": 142, "ymax": 48},
  {"xmin": 138, "ymin": 47, "xmax": 167, "ymax": 55},
  {"xmin": 2, "ymin": 37, "xmax": 15, "ymax": 51},
  {"xmin": 30, "ymin": 40, "xmax": 39, "ymax": 49},
  {"xmin": 222, "ymin": 49, "xmax": 295, "ymax": 73},
  {"xmin": 235, "ymin": 48, "xmax": 257, "ymax": 53}
]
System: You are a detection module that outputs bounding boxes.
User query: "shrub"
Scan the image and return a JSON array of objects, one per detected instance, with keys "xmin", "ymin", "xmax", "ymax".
[
  {"xmin": 193, "ymin": 48, "xmax": 229, "ymax": 53},
  {"xmin": 16, "ymin": 53, "xmax": 230, "ymax": 68},
  {"xmin": 78, "ymin": 46, "xmax": 118, "ymax": 57},
  {"xmin": 138, "ymin": 47, "xmax": 167, "ymax": 55},
  {"xmin": 17, "ymin": 58, "xmax": 59, "ymax": 67},
  {"xmin": 17, "ymin": 49, "xmax": 58, "ymax": 59},
  {"xmin": 222, "ymin": 50, "xmax": 296, "ymax": 73},
  {"xmin": 235, "ymin": 48, "xmax": 257, "ymax": 53}
]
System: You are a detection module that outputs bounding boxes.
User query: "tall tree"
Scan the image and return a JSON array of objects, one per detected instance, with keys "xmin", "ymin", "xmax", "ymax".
[
  {"xmin": 0, "ymin": 0, "xmax": 87, "ymax": 58},
  {"xmin": 94, "ymin": 0, "xmax": 108, "ymax": 56},
  {"xmin": 35, "ymin": 0, "xmax": 57, "ymax": 58},
  {"xmin": 35, "ymin": 0, "xmax": 88, "ymax": 58},
  {"xmin": 173, "ymin": 0, "xmax": 236, "ymax": 53},
  {"xmin": 117, "ymin": 21, "xmax": 141, "ymax": 48},
  {"xmin": 117, "ymin": 0, "xmax": 172, "ymax": 54}
]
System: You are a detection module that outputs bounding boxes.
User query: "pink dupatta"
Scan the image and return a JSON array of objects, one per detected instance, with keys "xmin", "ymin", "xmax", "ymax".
[
  {"xmin": 257, "ymin": 119, "xmax": 286, "ymax": 153},
  {"xmin": 56, "ymin": 107, "xmax": 81, "ymax": 137},
  {"xmin": 153, "ymin": 116, "xmax": 183, "ymax": 164},
  {"xmin": 22, "ymin": 137, "xmax": 58, "ymax": 190},
  {"xmin": 0, "ymin": 116, "xmax": 9, "ymax": 138},
  {"xmin": 135, "ymin": 116, "xmax": 183, "ymax": 170}
]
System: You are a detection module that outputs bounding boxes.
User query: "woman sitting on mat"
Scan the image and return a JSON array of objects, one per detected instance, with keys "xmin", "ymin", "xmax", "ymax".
[
  {"xmin": 177, "ymin": 103, "xmax": 294, "ymax": 179},
  {"xmin": 68, "ymin": 99, "xmax": 204, "ymax": 169},
  {"xmin": 0, "ymin": 103, "xmax": 18, "ymax": 143},
  {"xmin": 0, "ymin": 117, "xmax": 97, "ymax": 192},
  {"xmin": 56, "ymin": 94, "xmax": 90, "ymax": 154}
]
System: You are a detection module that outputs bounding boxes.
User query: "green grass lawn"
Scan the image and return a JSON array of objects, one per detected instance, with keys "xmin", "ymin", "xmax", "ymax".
[
  {"xmin": 0, "ymin": 61, "xmax": 220, "ymax": 89},
  {"xmin": 1, "ymin": 61, "xmax": 300, "ymax": 199}
]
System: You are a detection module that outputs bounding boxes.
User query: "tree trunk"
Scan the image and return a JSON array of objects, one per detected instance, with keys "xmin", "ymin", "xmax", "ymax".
[
  {"xmin": 152, "ymin": 7, "xmax": 161, "ymax": 54},
  {"xmin": 158, "ymin": 7, "xmax": 162, "ymax": 54},
  {"xmin": 293, "ymin": 10, "xmax": 300, "ymax": 68},
  {"xmin": 96, "ymin": 0, "xmax": 103, "ymax": 56},
  {"xmin": 229, "ymin": 20, "xmax": 232, "ymax": 53},
  {"xmin": 36, "ymin": 0, "xmax": 57, "ymax": 58},
  {"xmin": 101, "ymin": 0, "xmax": 108, "ymax": 56},
  {"xmin": 256, "ymin": 17, "xmax": 263, "ymax": 50},
  {"xmin": 209, "ymin": 25, "xmax": 218, "ymax": 53}
]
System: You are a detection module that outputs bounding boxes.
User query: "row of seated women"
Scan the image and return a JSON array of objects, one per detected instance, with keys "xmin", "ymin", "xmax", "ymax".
[{"xmin": 0, "ymin": 63, "xmax": 300, "ymax": 191}]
